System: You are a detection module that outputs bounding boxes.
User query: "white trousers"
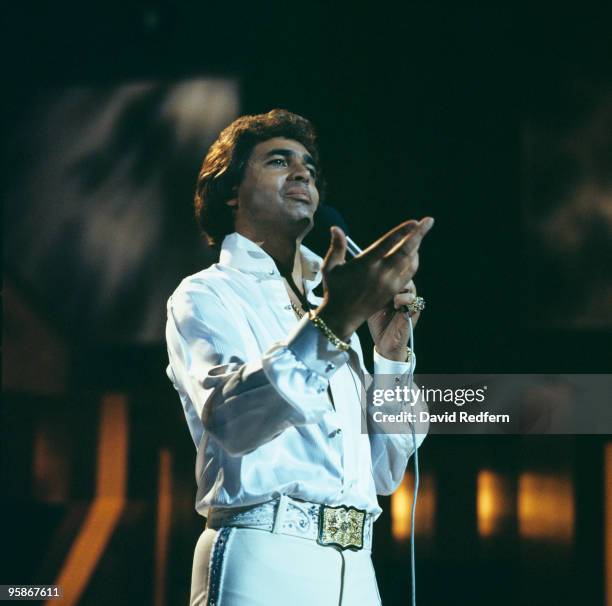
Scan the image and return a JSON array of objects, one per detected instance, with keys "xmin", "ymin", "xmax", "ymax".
[{"xmin": 190, "ymin": 526, "xmax": 383, "ymax": 605}]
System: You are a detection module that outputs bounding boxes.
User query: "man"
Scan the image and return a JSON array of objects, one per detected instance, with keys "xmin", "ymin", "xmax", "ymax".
[{"xmin": 166, "ymin": 109, "xmax": 434, "ymax": 605}]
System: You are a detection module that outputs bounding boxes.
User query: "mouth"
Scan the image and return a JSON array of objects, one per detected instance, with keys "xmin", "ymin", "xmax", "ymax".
[{"xmin": 283, "ymin": 189, "xmax": 311, "ymax": 203}]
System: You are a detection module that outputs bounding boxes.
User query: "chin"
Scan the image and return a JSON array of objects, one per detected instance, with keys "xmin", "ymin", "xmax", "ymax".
[{"xmin": 286, "ymin": 215, "xmax": 314, "ymax": 240}]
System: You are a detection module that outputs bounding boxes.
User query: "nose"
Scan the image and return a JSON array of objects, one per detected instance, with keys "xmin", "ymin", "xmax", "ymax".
[{"xmin": 288, "ymin": 160, "xmax": 311, "ymax": 183}]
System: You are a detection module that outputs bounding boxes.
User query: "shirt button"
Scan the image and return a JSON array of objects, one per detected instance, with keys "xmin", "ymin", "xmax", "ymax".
[
  {"xmin": 336, "ymin": 428, "xmax": 342, "ymax": 436},
  {"xmin": 284, "ymin": 304, "xmax": 292, "ymax": 310},
  {"xmin": 268, "ymin": 269, "xmax": 275, "ymax": 275}
]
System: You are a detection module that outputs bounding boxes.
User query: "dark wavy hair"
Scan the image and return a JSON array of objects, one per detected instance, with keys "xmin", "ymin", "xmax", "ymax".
[{"xmin": 194, "ymin": 109, "xmax": 325, "ymax": 246}]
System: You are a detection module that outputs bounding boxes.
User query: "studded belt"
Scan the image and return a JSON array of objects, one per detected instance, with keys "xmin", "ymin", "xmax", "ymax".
[{"xmin": 206, "ymin": 495, "xmax": 373, "ymax": 551}]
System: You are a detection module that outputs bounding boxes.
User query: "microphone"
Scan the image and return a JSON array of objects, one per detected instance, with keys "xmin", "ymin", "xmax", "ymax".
[
  {"xmin": 303, "ymin": 204, "xmax": 351, "ymax": 258},
  {"xmin": 304, "ymin": 204, "xmax": 362, "ymax": 258}
]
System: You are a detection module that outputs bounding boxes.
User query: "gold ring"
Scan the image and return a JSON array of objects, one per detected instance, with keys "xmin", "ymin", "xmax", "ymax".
[{"xmin": 405, "ymin": 296, "xmax": 425, "ymax": 315}]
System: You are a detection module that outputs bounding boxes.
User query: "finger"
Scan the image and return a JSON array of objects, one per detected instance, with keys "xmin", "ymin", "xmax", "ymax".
[
  {"xmin": 322, "ymin": 226, "xmax": 347, "ymax": 272},
  {"xmin": 393, "ymin": 251, "xmax": 419, "ymax": 282},
  {"xmin": 393, "ymin": 291, "xmax": 416, "ymax": 309},
  {"xmin": 363, "ymin": 220, "xmax": 419, "ymax": 261},
  {"xmin": 386, "ymin": 217, "xmax": 434, "ymax": 260},
  {"xmin": 397, "ymin": 279, "xmax": 416, "ymax": 295}
]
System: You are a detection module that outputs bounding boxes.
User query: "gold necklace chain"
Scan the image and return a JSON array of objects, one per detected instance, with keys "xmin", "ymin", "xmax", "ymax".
[{"xmin": 290, "ymin": 300, "xmax": 305, "ymax": 318}]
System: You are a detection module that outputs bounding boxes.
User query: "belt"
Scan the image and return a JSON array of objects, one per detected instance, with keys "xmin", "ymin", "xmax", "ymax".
[{"xmin": 207, "ymin": 495, "xmax": 373, "ymax": 551}]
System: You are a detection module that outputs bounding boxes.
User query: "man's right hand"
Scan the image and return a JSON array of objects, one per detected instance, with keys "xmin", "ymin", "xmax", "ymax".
[{"xmin": 316, "ymin": 217, "xmax": 435, "ymax": 341}]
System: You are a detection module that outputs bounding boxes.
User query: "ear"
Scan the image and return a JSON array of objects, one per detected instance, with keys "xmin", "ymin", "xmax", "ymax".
[{"xmin": 226, "ymin": 185, "xmax": 239, "ymax": 208}]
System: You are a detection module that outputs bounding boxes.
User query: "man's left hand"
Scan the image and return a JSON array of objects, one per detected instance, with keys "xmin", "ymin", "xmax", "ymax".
[{"xmin": 367, "ymin": 280, "xmax": 420, "ymax": 361}]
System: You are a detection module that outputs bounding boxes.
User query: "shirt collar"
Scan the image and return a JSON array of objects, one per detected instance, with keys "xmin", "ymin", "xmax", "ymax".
[{"xmin": 218, "ymin": 232, "xmax": 323, "ymax": 292}]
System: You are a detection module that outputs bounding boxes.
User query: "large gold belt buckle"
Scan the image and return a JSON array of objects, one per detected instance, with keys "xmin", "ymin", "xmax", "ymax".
[{"xmin": 317, "ymin": 504, "xmax": 366, "ymax": 551}]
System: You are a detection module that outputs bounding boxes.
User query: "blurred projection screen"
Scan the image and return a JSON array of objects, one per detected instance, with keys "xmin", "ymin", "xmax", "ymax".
[
  {"xmin": 523, "ymin": 88, "xmax": 612, "ymax": 329},
  {"xmin": 4, "ymin": 78, "xmax": 239, "ymax": 343}
]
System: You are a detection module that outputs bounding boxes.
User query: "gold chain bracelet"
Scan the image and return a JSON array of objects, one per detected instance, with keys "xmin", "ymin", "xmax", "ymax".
[{"xmin": 308, "ymin": 311, "xmax": 350, "ymax": 352}]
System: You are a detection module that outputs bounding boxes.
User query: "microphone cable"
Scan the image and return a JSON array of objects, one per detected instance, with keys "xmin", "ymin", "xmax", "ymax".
[
  {"xmin": 346, "ymin": 234, "xmax": 421, "ymax": 606},
  {"xmin": 407, "ymin": 314, "xmax": 419, "ymax": 606}
]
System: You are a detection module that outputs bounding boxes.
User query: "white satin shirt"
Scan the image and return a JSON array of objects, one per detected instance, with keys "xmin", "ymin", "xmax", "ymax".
[{"xmin": 165, "ymin": 232, "xmax": 426, "ymax": 520}]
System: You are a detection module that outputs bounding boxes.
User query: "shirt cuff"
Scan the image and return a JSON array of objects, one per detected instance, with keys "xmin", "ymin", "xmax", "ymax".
[
  {"xmin": 373, "ymin": 347, "xmax": 416, "ymax": 375},
  {"xmin": 285, "ymin": 315, "xmax": 349, "ymax": 380}
]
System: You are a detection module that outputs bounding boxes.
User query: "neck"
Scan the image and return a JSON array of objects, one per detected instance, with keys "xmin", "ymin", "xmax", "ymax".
[{"xmin": 235, "ymin": 227, "xmax": 303, "ymax": 287}]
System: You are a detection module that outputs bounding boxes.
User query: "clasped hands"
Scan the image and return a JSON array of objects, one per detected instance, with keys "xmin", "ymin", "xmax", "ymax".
[{"xmin": 316, "ymin": 218, "xmax": 434, "ymax": 361}]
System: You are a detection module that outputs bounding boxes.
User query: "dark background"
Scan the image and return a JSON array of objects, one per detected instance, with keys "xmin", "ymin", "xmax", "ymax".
[{"xmin": 2, "ymin": 2, "xmax": 611, "ymax": 605}]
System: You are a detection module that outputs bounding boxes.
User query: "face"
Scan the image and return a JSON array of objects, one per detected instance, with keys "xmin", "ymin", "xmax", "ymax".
[{"xmin": 228, "ymin": 137, "xmax": 320, "ymax": 241}]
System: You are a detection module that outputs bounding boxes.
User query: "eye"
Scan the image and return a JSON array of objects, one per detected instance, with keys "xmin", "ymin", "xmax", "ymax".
[
  {"xmin": 307, "ymin": 166, "xmax": 317, "ymax": 179},
  {"xmin": 268, "ymin": 158, "xmax": 288, "ymax": 167}
]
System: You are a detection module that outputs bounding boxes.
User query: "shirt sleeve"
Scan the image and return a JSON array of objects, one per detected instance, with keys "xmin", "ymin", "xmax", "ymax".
[
  {"xmin": 366, "ymin": 348, "xmax": 429, "ymax": 496},
  {"xmin": 165, "ymin": 285, "xmax": 349, "ymax": 456}
]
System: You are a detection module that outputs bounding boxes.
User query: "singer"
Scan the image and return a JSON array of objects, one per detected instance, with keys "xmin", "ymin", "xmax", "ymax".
[{"xmin": 165, "ymin": 109, "xmax": 434, "ymax": 605}]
